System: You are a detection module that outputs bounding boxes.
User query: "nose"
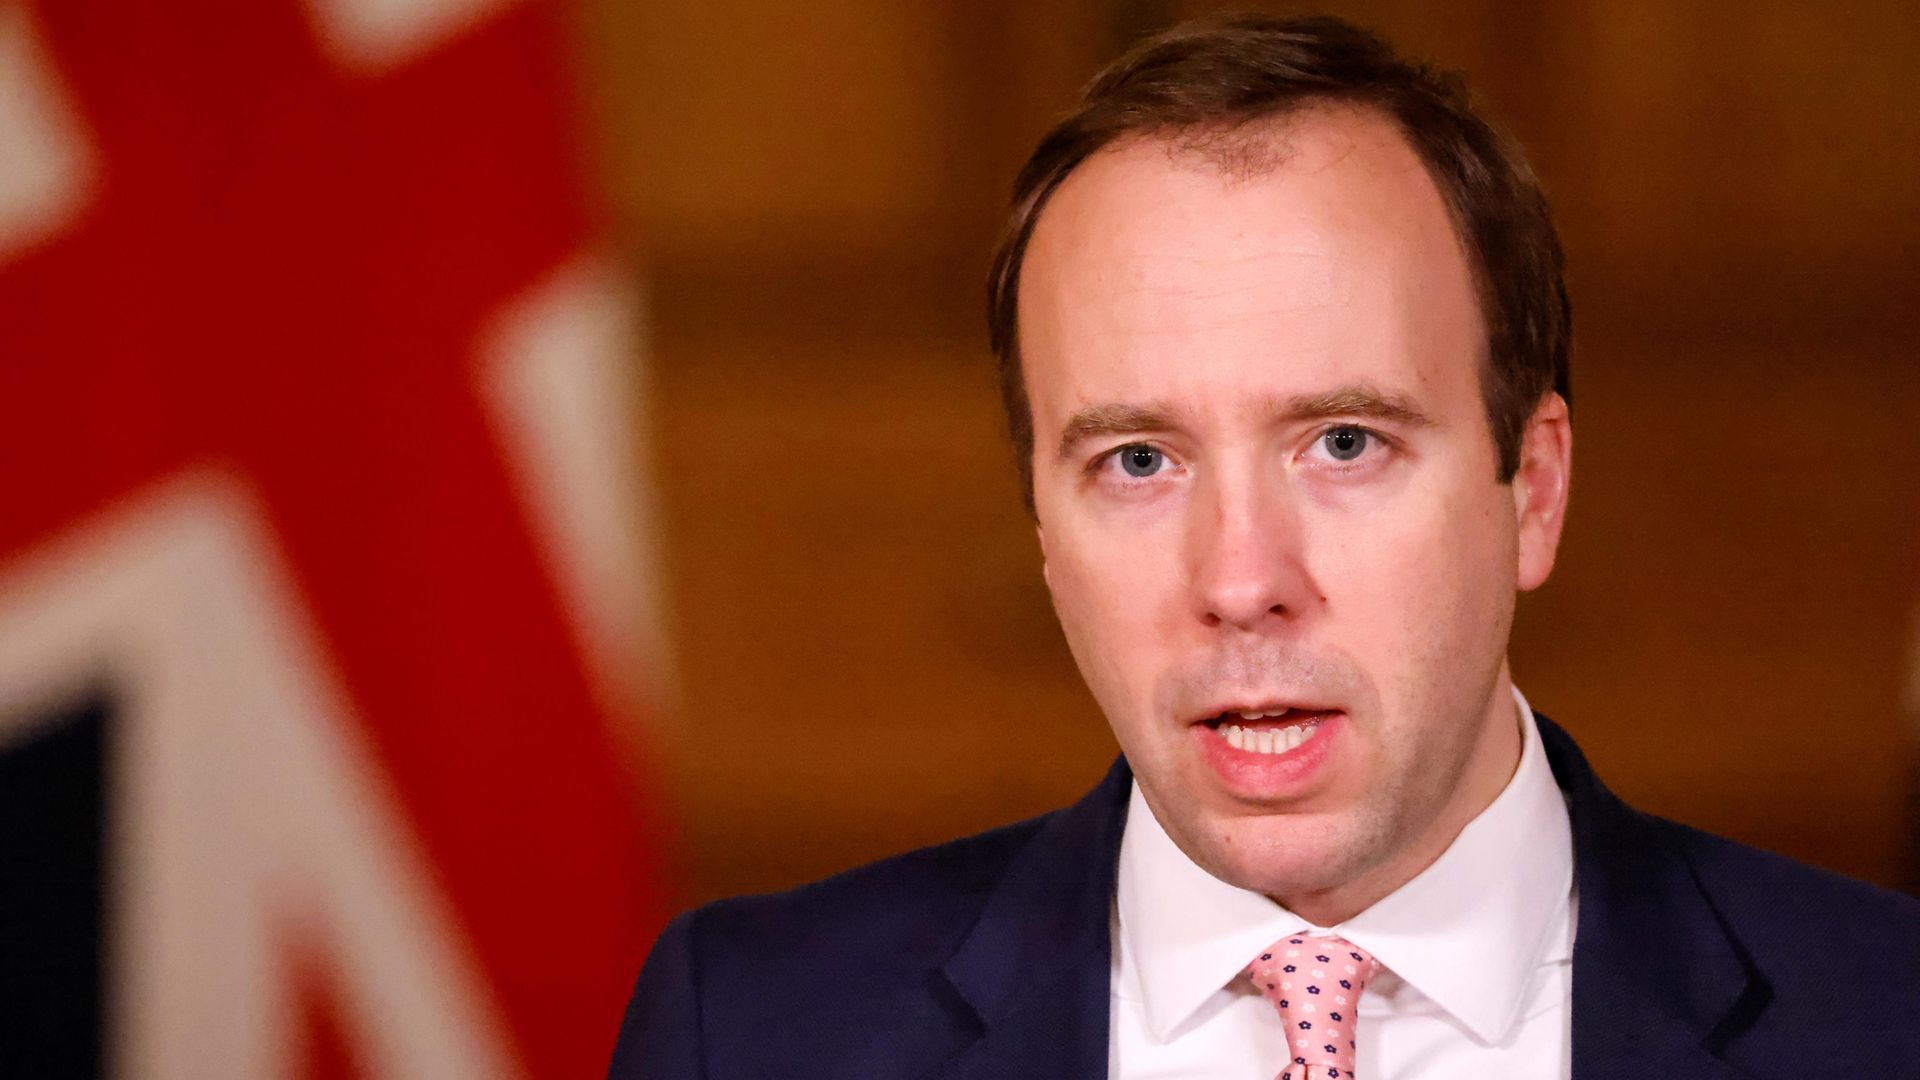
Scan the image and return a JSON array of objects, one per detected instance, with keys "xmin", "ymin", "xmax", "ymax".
[{"xmin": 1188, "ymin": 465, "xmax": 1320, "ymax": 631}]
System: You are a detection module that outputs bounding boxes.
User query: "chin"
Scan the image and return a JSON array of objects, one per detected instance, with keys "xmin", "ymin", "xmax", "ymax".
[{"xmin": 1184, "ymin": 804, "xmax": 1398, "ymax": 901}]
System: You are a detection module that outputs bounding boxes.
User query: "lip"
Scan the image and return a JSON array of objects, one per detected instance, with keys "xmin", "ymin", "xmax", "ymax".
[
  {"xmin": 1191, "ymin": 710, "xmax": 1343, "ymax": 800},
  {"xmin": 1190, "ymin": 700, "xmax": 1339, "ymax": 724}
]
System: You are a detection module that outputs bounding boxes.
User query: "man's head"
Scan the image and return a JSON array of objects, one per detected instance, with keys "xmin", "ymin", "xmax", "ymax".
[
  {"xmin": 991, "ymin": 14, "xmax": 1574, "ymax": 921},
  {"xmin": 991, "ymin": 14, "xmax": 1570, "ymax": 508}
]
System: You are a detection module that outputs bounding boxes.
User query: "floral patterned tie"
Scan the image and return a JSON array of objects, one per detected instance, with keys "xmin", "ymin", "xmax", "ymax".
[{"xmin": 1246, "ymin": 931, "xmax": 1380, "ymax": 1080}]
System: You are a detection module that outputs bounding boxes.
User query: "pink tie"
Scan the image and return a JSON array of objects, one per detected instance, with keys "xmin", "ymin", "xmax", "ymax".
[{"xmin": 1246, "ymin": 931, "xmax": 1380, "ymax": 1080}]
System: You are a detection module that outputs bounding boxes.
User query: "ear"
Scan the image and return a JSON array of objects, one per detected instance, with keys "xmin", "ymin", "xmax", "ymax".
[
  {"xmin": 1036, "ymin": 524, "xmax": 1052, "ymax": 590},
  {"xmin": 1512, "ymin": 393, "xmax": 1572, "ymax": 592}
]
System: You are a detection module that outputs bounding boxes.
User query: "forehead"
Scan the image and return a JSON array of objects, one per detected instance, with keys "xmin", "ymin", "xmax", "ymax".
[{"xmin": 1017, "ymin": 105, "xmax": 1484, "ymax": 420}]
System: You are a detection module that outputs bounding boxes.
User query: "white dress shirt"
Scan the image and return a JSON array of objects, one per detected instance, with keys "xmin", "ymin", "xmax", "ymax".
[{"xmin": 1109, "ymin": 687, "xmax": 1575, "ymax": 1079}]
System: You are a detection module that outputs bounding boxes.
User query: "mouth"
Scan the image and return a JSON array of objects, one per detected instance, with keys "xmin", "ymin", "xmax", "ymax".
[
  {"xmin": 1207, "ymin": 709, "xmax": 1332, "ymax": 754},
  {"xmin": 1197, "ymin": 705, "xmax": 1339, "ymax": 752},
  {"xmin": 1190, "ymin": 704, "xmax": 1344, "ymax": 796}
]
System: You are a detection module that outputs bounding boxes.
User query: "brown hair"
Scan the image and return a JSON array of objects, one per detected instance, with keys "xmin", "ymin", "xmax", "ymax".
[{"xmin": 986, "ymin": 11, "xmax": 1571, "ymax": 510}]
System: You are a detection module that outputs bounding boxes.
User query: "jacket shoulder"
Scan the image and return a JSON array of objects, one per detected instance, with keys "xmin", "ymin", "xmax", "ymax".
[
  {"xmin": 610, "ymin": 811, "xmax": 1064, "ymax": 1078},
  {"xmin": 1539, "ymin": 712, "xmax": 1920, "ymax": 1003},
  {"xmin": 685, "ymin": 808, "xmax": 1055, "ymax": 974},
  {"xmin": 1664, "ymin": 818, "xmax": 1920, "ymax": 1005}
]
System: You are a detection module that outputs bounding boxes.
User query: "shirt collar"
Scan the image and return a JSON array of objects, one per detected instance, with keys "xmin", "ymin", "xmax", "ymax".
[{"xmin": 1115, "ymin": 686, "xmax": 1574, "ymax": 1044}]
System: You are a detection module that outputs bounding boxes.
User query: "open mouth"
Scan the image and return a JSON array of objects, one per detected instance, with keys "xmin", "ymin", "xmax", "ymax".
[{"xmin": 1200, "ymin": 707, "xmax": 1338, "ymax": 756}]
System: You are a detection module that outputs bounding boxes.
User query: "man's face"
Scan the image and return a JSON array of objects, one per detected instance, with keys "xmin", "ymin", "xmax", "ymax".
[{"xmin": 1020, "ymin": 106, "xmax": 1567, "ymax": 914}]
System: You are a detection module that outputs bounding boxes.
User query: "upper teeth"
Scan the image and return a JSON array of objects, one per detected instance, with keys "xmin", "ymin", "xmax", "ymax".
[
  {"xmin": 1237, "ymin": 709, "xmax": 1291, "ymax": 720},
  {"xmin": 1222, "ymin": 722, "xmax": 1318, "ymax": 755}
]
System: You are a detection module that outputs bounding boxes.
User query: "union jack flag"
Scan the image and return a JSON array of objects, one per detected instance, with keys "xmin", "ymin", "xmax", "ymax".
[{"xmin": 0, "ymin": 0, "xmax": 672, "ymax": 1075}]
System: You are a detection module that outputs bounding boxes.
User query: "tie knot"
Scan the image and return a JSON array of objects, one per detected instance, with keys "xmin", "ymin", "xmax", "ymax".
[{"xmin": 1245, "ymin": 931, "xmax": 1378, "ymax": 1080}]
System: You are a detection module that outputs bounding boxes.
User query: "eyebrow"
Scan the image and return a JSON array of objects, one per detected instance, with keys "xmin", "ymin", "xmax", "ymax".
[
  {"xmin": 1053, "ymin": 384, "xmax": 1436, "ymax": 463},
  {"xmin": 1055, "ymin": 401, "xmax": 1182, "ymax": 462},
  {"xmin": 1275, "ymin": 386, "xmax": 1437, "ymax": 429}
]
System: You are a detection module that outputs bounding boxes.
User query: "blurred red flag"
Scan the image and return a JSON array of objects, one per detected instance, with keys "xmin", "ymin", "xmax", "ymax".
[{"xmin": 0, "ymin": 1, "xmax": 671, "ymax": 1076}]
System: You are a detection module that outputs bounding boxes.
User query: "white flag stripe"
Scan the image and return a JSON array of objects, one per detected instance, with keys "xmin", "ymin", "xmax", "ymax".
[
  {"xmin": 0, "ymin": 472, "xmax": 522, "ymax": 1080},
  {"xmin": 480, "ymin": 253, "xmax": 675, "ymax": 728},
  {"xmin": 0, "ymin": 3, "xmax": 97, "ymax": 266},
  {"xmin": 302, "ymin": 0, "xmax": 513, "ymax": 73}
]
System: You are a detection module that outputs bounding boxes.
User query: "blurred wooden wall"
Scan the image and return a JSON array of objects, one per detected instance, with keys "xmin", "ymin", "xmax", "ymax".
[{"xmin": 578, "ymin": 0, "xmax": 1920, "ymax": 904}]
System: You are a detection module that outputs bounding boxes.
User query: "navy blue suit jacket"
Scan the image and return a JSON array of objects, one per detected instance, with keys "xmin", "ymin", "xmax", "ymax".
[{"xmin": 610, "ymin": 716, "xmax": 1920, "ymax": 1078}]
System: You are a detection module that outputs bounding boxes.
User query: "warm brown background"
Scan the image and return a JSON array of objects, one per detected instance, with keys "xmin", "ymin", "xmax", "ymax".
[{"xmin": 578, "ymin": 0, "xmax": 1919, "ymax": 905}]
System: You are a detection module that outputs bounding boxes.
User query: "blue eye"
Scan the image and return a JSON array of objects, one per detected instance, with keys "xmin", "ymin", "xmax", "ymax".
[
  {"xmin": 1323, "ymin": 427, "xmax": 1369, "ymax": 462},
  {"xmin": 1116, "ymin": 444, "xmax": 1166, "ymax": 477}
]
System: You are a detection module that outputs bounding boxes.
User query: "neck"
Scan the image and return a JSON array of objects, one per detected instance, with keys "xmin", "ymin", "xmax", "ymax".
[{"xmin": 1272, "ymin": 669, "xmax": 1526, "ymax": 926}]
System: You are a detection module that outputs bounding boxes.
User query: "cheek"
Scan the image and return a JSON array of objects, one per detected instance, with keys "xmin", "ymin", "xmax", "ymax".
[
  {"xmin": 1308, "ymin": 482, "xmax": 1515, "ymax": 683},
  {"xmin": 1044, "ymin": 522, "xmax": 1184, "ymax": 707}
]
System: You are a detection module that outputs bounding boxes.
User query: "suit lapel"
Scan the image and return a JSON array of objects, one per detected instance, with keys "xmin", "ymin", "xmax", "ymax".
[
  {"xmin": 1538, "ymin": 716, "xmax": 1767, "ymax": 1080},
  {"xmin": 1571, "ymin": 953, "xmax": 1764, "ymax": 1080},
  {"xmin": 931, "ymin": 757, "xmax": 1132, "ymax": 1080}
]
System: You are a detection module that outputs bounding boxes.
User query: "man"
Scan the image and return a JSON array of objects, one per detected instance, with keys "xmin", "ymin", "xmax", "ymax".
[{"xmin": 610, "ymin": 13, "xmax": 1920, "ymax": 1079}]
